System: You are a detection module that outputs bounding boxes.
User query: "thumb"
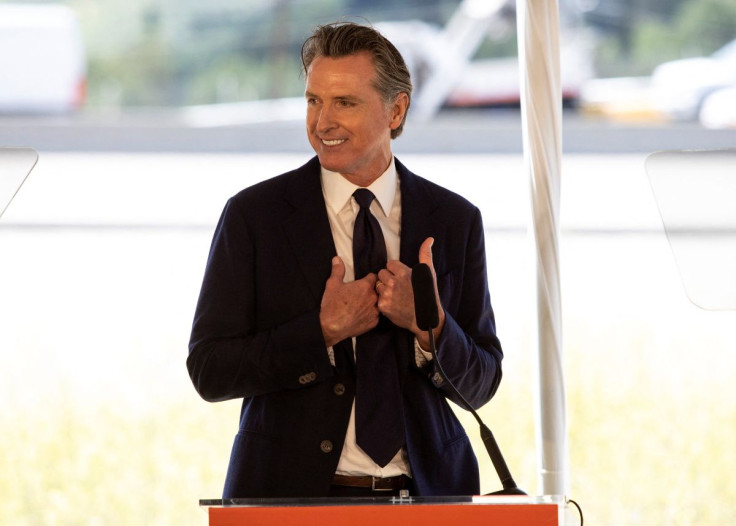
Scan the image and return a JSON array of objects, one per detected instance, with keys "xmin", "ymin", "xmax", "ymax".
[
  {"xmin": 418, "ymin": 237, "xmax": 435, "ymax": 269},
  {"xmin": 329, "ymin": 256, "xmax": 346, "ymax": 283}
]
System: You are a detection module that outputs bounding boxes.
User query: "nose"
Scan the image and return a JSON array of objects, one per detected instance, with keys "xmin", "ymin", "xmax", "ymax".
[{"xmin": 314, "ymin": 104, "xmax": 336, "ymax": 133}]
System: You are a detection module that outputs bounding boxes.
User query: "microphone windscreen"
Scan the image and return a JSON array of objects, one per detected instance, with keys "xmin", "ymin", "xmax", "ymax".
[{"xmin": 412, "ymin": 263, "xmax": 439, "ymax": 331}]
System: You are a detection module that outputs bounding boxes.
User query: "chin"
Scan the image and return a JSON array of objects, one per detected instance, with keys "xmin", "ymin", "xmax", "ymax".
[{"xmin": 316, "ymin": 153, "xmax": 350, "ymax": 174}]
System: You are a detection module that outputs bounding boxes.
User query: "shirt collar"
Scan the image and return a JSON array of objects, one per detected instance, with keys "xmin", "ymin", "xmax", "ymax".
[{"xmin": 321, "ymin": 158, "xmax": 398, "ymax": 217}]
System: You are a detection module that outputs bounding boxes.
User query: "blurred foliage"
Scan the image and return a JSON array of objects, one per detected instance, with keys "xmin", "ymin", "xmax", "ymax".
[
  {"xmin": 676, "ymin": 0, "xmax": 736, "ymax": 55},
  {"xmin": 73, "ymin": 0, "xmax": 347, "ymax": 107},
  {"xmin": 86, "ymin": 32, "xmax": 177, "ymax": 107},
  {"xmin": 47, "ymin": 0, "xmax": 736, "ymax": 105},
  {"xmin": 593, "ymin": 0, "xmax": 736, "ymax": 77}
]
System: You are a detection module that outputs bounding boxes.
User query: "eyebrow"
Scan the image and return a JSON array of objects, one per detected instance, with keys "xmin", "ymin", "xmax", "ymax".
[{"xmin": 304, "ymin": 91, "xmax": 362, "ymax": 103}]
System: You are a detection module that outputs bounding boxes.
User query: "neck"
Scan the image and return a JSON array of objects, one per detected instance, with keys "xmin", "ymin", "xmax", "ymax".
[{"xmin": 340, "ymin": 156, "xmax": 393, "ymax": 188}]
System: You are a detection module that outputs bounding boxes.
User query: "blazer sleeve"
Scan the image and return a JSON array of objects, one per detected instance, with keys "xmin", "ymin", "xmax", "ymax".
[
  {"xmin": 425, "ymin": 206, "xmax": 503, "ymax": 410},
  {"xmin": 186, "ymin": 197, "xmax": 334, "ymax": 403}
]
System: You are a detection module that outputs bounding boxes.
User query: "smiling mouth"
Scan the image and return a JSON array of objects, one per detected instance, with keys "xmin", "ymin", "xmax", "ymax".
[{"xmin": 321, "ymin": 139, "xmax": 346, "ymax": 146}]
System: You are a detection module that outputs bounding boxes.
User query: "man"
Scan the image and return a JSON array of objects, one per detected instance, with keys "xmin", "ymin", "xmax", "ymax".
[{"xmin": 187, "ymin": 21, "xmax": 503, "ymax": 498}]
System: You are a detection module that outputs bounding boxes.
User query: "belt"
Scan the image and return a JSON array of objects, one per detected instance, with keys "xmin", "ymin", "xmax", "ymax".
[{"xmin": 332, "ymin": 474, "xmax": 410, "ymax": 491}]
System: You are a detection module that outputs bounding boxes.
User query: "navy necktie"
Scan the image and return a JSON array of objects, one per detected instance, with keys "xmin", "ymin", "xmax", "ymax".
[{"xmin": 352, "ymin": 188, "xmax": 405, "ymax": 467}]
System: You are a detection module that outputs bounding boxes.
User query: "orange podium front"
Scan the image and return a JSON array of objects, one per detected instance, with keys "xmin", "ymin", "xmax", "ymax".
[{"xmin": 200, "ymin": 495, "xmax": 563, "ymax": 526}]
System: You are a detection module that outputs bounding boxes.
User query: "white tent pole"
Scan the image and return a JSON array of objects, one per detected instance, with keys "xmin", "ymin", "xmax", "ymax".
[{"xmin": 515, "ymin": 0, "xmax": 569, "ymax": 496}]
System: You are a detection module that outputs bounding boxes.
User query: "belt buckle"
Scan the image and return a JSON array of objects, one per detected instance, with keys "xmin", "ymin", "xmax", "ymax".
[{"xmin": 371, "ymin": 476, "xmax": 393, "ymax": 492}]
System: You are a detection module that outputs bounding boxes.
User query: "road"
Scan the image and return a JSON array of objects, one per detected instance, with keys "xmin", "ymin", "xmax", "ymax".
[{"xmin": 2, "ymin": 107, "xmax": 736, "ymax": 153}]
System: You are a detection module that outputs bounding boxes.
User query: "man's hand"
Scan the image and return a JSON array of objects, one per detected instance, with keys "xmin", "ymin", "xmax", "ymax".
[
  {"xmin": 376, "ymin": 237, "xmax": 445, "ymax": 348},
  {"xmin": 320, "ymin": 256, "xmax": 380, "ymax": 347}
]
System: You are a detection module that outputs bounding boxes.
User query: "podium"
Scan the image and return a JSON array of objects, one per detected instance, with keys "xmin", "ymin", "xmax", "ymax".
[
  {"xmin": 646, "ymin": 149, "xmax": 736, "ymax": 310},
  {"xmin": 200, "ymin": 495, "xmax": 564, "ymax": 526},
  {"xmin": 0, "ymin": 147, "xmax": 37, "ymax": 219}
]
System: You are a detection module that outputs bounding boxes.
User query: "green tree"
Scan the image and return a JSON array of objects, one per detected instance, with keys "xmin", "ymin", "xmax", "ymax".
[
  {"xmin": 594, "ymin": 0, "xmax": 736, "ymax": 77},
  {"xmin": 675, "ymin": 0, "xmax": 736, "ymax": 56}
]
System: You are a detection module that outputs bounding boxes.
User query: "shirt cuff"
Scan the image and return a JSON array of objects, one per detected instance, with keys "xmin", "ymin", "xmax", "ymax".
[{"xmin": 414, "ymin": 337, "xmax": 434, "ymax": 367}]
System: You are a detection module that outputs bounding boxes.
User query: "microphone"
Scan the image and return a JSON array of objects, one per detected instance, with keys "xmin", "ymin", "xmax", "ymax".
[
  {"xmin": 411, "ymin": 263, "xmax": 526, "ymax": 496},
  {"xmin": 412, "ymin": 263, "xmax": 439, "ymax": 331}
]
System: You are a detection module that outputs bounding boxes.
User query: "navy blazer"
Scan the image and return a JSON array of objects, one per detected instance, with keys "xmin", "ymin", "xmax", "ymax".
[{"xmin": 187, "ymin": 156, "xmax": 503, "ymax": 498}]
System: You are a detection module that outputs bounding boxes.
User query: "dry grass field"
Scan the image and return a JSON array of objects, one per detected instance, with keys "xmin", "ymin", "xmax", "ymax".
[{"xmin": 1, "ymin": 153, "xmax": 734, "ymax": 525}]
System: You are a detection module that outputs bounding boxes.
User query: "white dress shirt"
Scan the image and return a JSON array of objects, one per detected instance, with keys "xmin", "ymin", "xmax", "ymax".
[{"xmin": 320, "ymin": 158, "xmax": 411, "ymax": 478}]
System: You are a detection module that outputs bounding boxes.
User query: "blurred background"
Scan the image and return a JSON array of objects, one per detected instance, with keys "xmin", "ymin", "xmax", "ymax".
[
  {"xmin": 1, "ymin": 0, "xmax": 736, "ymax": 124},
  {"xmin": 1, "ymin": 0, "xmax": 736, "ymax": 524}
]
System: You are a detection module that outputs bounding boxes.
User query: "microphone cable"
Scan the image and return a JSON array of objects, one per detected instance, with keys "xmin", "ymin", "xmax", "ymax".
[{"xmin": 412, "ymin": 263, "xmax": 525, "ymax": 495}]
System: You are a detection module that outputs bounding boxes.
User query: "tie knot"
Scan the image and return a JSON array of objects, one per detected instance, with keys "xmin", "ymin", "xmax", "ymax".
[{"xmin": 353, "ymin": 188, "xmax": 376, "ymax": 210}]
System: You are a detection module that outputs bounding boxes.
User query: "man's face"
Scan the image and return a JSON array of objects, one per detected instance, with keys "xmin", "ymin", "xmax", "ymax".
[{"xmin": 305, "ymin": 51, "xmax": 407, "ymax": 186}]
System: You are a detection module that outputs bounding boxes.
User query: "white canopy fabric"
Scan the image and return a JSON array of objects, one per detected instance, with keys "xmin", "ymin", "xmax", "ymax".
[{"xmin": 516, "ymin": 0, "xmax": 569, "ymax": 496}]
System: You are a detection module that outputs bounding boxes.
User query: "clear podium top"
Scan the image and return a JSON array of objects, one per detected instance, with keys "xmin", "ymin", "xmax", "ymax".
[
  {"xmin": 200, "ymin": 494, "xmax": 561, "ymax": 508},
  {"xmin": 646, "ymin": 149, "xmax": 736, "ymax": 310},
  {"xmin": 0, "ymin": 147, "xmax": 37, "ymax": 219}
]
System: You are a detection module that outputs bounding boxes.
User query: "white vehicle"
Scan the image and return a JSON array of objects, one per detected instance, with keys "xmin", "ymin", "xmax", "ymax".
[
  {"xmin": 0, "ymin": 4, "xmax": 86, "ymax": 114},
  {"xmin": 650, "ymin": 39, "xmax": 736, "ymax": 121},
  {"xmin": 699, "ymin": 86, "xmax": 736, "ymax": 129},
  {"xmin": 376, "ymin": 1, "xmax": 593, "ymax": 120}
]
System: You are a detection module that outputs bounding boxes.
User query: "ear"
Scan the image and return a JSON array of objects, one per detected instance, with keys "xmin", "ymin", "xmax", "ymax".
[{"xmin": 389, "ymin": 92, "xmax": 409, "ymax": 130}]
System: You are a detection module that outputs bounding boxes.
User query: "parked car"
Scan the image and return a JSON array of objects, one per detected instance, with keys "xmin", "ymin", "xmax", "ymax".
[
  {"xmin": 0, "ymin": 4, "xmax": 86, "ymax": 114},
  {"xmin": 699, "ymin": 86, "xmax": 736, "ymax": 129},
  {"xmin": 650, "ymin": 39, "xmax": 736, "ymax": 121}
]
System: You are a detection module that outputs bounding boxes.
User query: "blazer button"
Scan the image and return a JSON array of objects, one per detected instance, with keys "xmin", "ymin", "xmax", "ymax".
[
  {"xmin": 320, "ymin": 440, "xmax": 333, "ymax": 453},
  {"xmin": 333, "ymin": 383, "xmax": 345, "ymax": 396}
]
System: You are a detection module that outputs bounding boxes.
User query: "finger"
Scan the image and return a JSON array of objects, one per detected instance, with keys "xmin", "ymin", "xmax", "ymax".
[
  {"xmin": 375, "ymin": 278, "xmax": 391, "ymax": 294},
  {"xmin": 417, "ymin": 237, "xmax": 440, "ymax": 307},
  {"xmin": 418, "ymin": 237, "xmax": 435, "ymax": 269},
  {"xmin": 376, "ymin": 272, "xmax": 399, "ymax": 294},
  {"xmin": 385, "ymin": 259, "xmax": 409, "ymax": 277},
  {"xmin": 377, "ymin": 267, "xmax": 393, "ymax": 285},
  {"xmin": 329, "ymin": 256, "xmax": 345, "ymax": 283},
  {"xmin": 358, "ymin": 272, "xmax": 378, "ymax": 289}
]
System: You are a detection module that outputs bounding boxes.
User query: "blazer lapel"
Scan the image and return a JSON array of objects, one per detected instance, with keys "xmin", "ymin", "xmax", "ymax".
[
  {"xmin": 396, "ymin": 158, "xmax": 447, "ymax": 270},
  {"xmin": 283, "ymin": 157, "xmax": 338, "ymax": 303},
  {"xmin": 395, "ymin": 158, "xmax": 448, "ymax": 377}
]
